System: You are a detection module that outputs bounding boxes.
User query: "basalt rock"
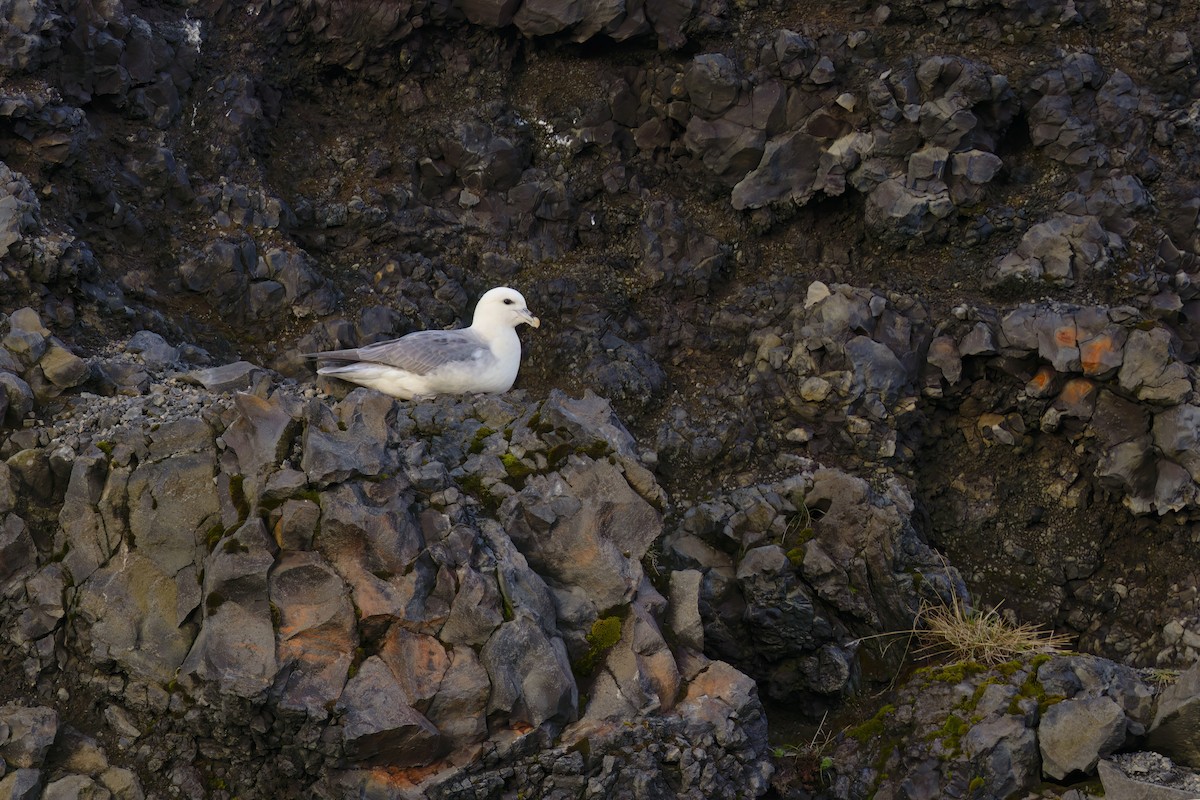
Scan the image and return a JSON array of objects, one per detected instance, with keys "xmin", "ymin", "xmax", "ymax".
[
  {"xmin": 663, "ymin": 463, "xmax": 965, "ymax": 706},
  {"xmin": 0, "ymin": 371, "xmax": 774, "ymax": 798}
]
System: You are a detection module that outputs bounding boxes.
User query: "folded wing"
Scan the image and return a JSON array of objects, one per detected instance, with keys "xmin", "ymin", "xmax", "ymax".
[{"xmin": 315, "ymin": 329, "xmax": 491, "ymax": 376}]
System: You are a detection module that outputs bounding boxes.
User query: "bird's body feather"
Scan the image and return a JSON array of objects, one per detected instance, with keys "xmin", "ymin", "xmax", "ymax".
[{"xmin": 309, "ymin": 287, "xmax": 538, "ymax": 400}]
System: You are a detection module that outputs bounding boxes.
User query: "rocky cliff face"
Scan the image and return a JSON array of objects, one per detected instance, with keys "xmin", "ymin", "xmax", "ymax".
[{"xmin": 2, "ymin": 0, "xmax": 1200, "ymax": 797}]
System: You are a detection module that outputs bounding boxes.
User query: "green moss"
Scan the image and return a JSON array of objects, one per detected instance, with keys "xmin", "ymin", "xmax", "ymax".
[
  {"xmin": 546, "ymin": 441, "xmax": 573, "ymax": 468},
  {"xmin": 229, "ymin": 474, "xmax": 250, "ymax": 522},
  {"xmin": 221, "ymin": 537, "xmax": 249, "ymax": 554},
  {"xmin": 469, "ymin": 426, "xmax": 497, "ymax": 454},
  {"xmin": 923, "ymin": 661, "xmax": 989, "ymax": 685},
  {"xmin": 786, "ymin": 547, "xmax": 806, "ymax": 567},
  {"xmin": 205, "ymin": 592, "xmax": 226, "ymax": 615},
  {"xmin": 566, "ymin": 736, "xmax": 591, "ymax": 763},
  {"xmin": 347, "ymin": 646, "xmax": 366, "ymax": 679},
  {"xmin": 994, "ymin": 659, "xmax": 1024, "ymax": 678},
  {"xmin": 573, "ymin": 616, "xmax": 623, "ymax": 678},
  {"xmin": 295, "ymin": 489, "xmax": 322, "ymax": 504},
  {"xmin": 579, "ymin": 440, "xmax": 611, "ymax": 459},
  {"xmin": 846, "ymin": 704, "xmax": 895, "ymax": 744},
  {"xmin": 204, "ymin": 524, "xmax": 225, "ymax": 552},
  {"xmin": 501, "ymin": 453, "xmax": 534, "ymax": 480},
  {"xmin": 96, "ymin": 440, "xmax": 115, "ymax": 457},
  {"xmin": 930, "ymin": 713, "xmax": 968, "ymax": 746},
  {"xmin": 969, "ymin": 776, "xmax": 985, "ymax": 793},
  {"xmin": 1008, "ymin": 664, "xmax": 1065, "ymax": 715},
  {"xmin": 459, "ymin": 473, "xmax": 502, "ymax": 513}
]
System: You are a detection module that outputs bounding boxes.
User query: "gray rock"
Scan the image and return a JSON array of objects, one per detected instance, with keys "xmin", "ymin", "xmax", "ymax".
[
  {"xmin": 480, "ymin": 616, "xmax": 577, "ymax": 728},
  {"xmin": 513, "ymin": 0, "xmax": 585, "ymax": 36},
  {"xmin": 336, "ymin": 656, "xmax": 444, "ymax": 766},
  {"xmin": 222, "ymin": 392, "xmax": 300, "ymax": 493},
  {"xmin": 75, "ymin": 551, "xmax": 197, "ymax": 683},
  {"xmin": 1147, "ymin": 659, "xmax": 1200, "ymax": 767},
  {"xmin": 539, "ymin": 389, "xmax": 637, "ymax": 457},
  {"xmin": 4, "ymin": 308, "xmax": 47, "ymax": 351},
  {"xmin": 584, "ymin": 599, "xmax": 680, "ymax": 721},
  {"xmin": 1036, "ymin": 309, "xmax": 1082, "ymax": 372},
  {"xmin": 864, "ymin": 177, "xmax": 954, "ymax": 243},
  {"xmin": 315, "ymin": 478, "xmax": 425, "ymax": 622},
  {"xmin": 301, "ymin": 391, "xmax": 400, "ymax": 485},
  {"xmin": 962, "ymin": 715, "xmax": 1039, "ymax": 799},
  {"xmin": 91, "ymin": 359, "xmax": 150, "ymax": 396},
  {"xmin": 97, "ymin": 768, "xmax": 143, "ymax": 800},
  {"xmin": 125, "ymin": 331, "xmax": 179, "ymax": 369},
  {"xmin": 0, "ymin": 370, "xmax": 35, "ymax": 427},
  {"xmin": 1039, "ymin": 695, "xmax": 1128, "ymax": 779},
  {"xmin": 0, "ymin": 514, "xmax": 36, "ymax": 593},
  {"xmin": 479, "ymin": 518, "xmax": 560, "ymax": 632},
  {"xmin": 682, "ymin": 116, "xmax": 765, "ymax": 185},
  {"xmin": 0, "ymin": 769, "xmax": 43, "ymax": 800},
  {"xmin": 269, "ymin": 550, "xmax": 355, "ymax": 717},
  {"xmin": 422, "ymin": 645, "xmax": 490, "ymax": 746},
  {"xmin": 458, "ymin": 0, "xmax": 522, "ymax": 27},
  {"xmin": 7, "ymin": 448, "xmax": 54, "ymax": 501},
  {"xmin": 38, "ymin": 343, "xmax": 89, "ymax": 390},
  {"xmin": 271, "ymin": 497, "xmax": 319, "ymax": 550},
  {"xmin": 440, "ymin": 566, "xmax": 505, "ymax": 647},
  {"xmin": 56, "ymin": 451, "xmax": 113, "ymax": 587},
  {"xmin": 1153, "ymin": 405, "xmax": 1200, "ymax": 483},
  {"xmin": 46, "ymin": 727, "xmax": 108, "ymax": 776},
  {"xmin": 183, "ymin": 361, "xmax": 264, "ymax": 393},
  {"xmin": 0, "ymin": 705, "xmax": 57, "ymax": 768},
  {"xmin": 844, "ymin": 335, "xmax": 910, "ymax": 405},
  {"xmin": 667, "ymin": 569, "xmax": 705, "ymax": 651},
  {"xmin": 17, "ymin": 563, "xmax": 65, "ymax": 642},
  {"xmin": 1118, "ymin": 328, "xmax": 1192, "ymax": 405},
  {"xmin": 42, "ymin": 775, "xmax": 110, "ymax": 800},
  {"xmin": 1099, "ymin": 754, "xmax": 1200, "ymax": 800},
  {"xmin": 500, "ymin": 455, "xmax": 659, "ymax": 614},
  {"xmin": 685, "ymin": 54, "xmax": 740, "ymax": 117},
  {"xmin": 127, "ymin": 427, "xmax": 219, "ymax": 577},
  {"xmin": 730, "ymin": 130, "xmax": 824, "ymax": 210},
  {"xmin": 959, "ymin": 321, "xmax": 998, "ymax": 357},
  {"xmin": 444, "ymin": 121, "xmax": 527, "ymax": 192},
  {"xmin": 926, "ymin": 335, "xmax": 962, "ymax": 385},
  {"xmin": 180, "ymin": 519, "xmax": 278, "ymax": 698},
  {"xmin": 248, "ymin": 280, "xmax": 285, "ymax": 319}
]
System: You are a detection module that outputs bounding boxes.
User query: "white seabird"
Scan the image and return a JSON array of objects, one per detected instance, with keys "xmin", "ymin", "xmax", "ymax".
[{"xmin": 311, "ymin": 286, "xmax": 540, "ymax": 400}]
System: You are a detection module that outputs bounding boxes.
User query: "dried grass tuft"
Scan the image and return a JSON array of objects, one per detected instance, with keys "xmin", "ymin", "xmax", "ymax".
[{"xmin": 914, "ymin": 594, "xmax": 1073, "ymax": 665}]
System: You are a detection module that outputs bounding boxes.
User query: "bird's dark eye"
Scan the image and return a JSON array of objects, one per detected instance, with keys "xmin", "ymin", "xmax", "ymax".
[{"xmin": 503, "ymin": 298, "xmax": 514, "ymax": 304}]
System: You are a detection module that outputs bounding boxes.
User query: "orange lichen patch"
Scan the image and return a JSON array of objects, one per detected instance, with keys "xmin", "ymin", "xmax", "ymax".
[
  {"xmin": 1080, "ymin": 334, "xmax": 1117, "ymax": 375},
  {"xmin": 1026, "ymin": 365, "xmax": 1057, "ymax": 395},
  {"xmin": 1058, "ymin": 378, "xmax": 1097, "ymax": 406},
  {"xmin": 367, "ymin": 761, "xmax": 448, "ymax": 788},
  {"xmin": 1054, "ymin": 325, "xmax": 1078, "ymax": 348}
]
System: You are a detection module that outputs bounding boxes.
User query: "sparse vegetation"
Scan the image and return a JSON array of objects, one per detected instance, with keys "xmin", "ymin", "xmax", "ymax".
[
  {"xmin": 771, "ymin": 711, "xmax": 837, "ymax": 790},
  {"xmin": 572, "ymin": 615, "xmax": 623, "ymax": 678},
  {"xmin": 913, "ymin": 595, "xmax": 1073, "ymax": 666}
]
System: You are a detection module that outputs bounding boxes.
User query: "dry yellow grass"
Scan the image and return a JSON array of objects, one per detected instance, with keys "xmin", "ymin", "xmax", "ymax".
[{"xmin": 913, "ymin": 594, "xmax": 1073, "ymax": 666}]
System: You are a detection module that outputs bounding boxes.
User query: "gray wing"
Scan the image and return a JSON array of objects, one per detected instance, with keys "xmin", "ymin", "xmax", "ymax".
[{"xmin": 316, "ymin": 329, "xmax": 491, "ymax": 376}]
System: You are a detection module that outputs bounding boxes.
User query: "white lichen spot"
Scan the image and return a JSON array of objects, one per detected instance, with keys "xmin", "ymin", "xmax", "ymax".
[{"xmin": 184, "ymin": 18, "xmax": 202, "ymax": 50}]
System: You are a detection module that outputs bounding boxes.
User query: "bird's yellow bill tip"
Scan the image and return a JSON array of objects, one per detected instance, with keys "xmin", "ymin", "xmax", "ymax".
[{"xmin": 530, "ymin": 316, "xmax": 541, "ymax": 328}]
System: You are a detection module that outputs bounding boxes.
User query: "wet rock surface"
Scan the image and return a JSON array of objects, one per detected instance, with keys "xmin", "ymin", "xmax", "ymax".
[{"xmin": 2, "ymin": 0, "xmax": 1200, "ymax": 797}]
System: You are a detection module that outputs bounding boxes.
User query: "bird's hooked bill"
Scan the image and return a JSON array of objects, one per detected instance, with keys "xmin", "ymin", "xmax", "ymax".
[{"xmin": 529, "ymin": 316, "xmax": 541, "ymax": 328}]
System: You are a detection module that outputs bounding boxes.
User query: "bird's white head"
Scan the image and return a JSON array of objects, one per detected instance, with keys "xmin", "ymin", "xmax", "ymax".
[{"xmin": 471, "ymin": 287, "xmax": 540, "ymax": 333}]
